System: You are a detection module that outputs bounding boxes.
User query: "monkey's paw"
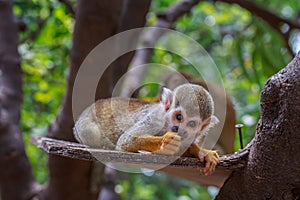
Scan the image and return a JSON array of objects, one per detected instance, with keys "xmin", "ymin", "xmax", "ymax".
[
  {"xmin": 156, "ymin": 132, "xmax": 181, "ymax": 155},
  {"xmin": 199, "ymin": 150, "xmax": 220, "ymax": 176}
]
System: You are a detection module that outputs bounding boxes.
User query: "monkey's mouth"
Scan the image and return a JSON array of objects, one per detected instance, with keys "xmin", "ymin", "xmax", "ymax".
[
  {"xmin": 169, "ymin": 126, "xmax": 195, "ymax": 141},
  {"xmin": 178, "ymin": 130, "xmax": 198, "ymax": 143},
  {"xmin": 178, "ymin": 131, "xmax": 188, "ymax": 140}
]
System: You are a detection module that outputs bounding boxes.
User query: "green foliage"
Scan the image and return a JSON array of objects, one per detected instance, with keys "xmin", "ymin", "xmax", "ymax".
[{"xmin": 117, "ymin": 173, "xmax": 213, "ymax": 200}]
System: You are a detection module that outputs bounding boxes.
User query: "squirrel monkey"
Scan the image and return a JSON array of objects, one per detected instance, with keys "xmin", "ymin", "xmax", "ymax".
[
  {"xmin": 164, "ymin": 72, "xmax": 236, "ymax": 155},
  {"xmin": 74, "ymin": 84, "xmax": 220, "ymax": 175}
]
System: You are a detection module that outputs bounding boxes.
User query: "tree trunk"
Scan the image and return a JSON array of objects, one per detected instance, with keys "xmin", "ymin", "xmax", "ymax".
[
  {"xmin": 95, "ymin": 0, "xmax": 151, "ymax": 98},
  {"xmin": 44, "ymin": 0, "xmax": 152, "ymax": 199},
  {"xmin": 216, "ymin": 52, "xmax": 300, "ymax": 199},
  {"xmin": 44, "ymin": 0, "xmax": 122, "ymax": 199},
  {"xmin": 0, "ymin": 1, "xmax": 40, "ymax": 199},
  {"xmin": 121, "ymin": 0, "xmax": 201, "ymax": 97}
]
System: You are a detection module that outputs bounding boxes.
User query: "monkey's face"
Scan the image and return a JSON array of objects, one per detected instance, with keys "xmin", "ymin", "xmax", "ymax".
[{"xmin": 167, "ymin": 106, "xmax": 202, "ymax": 148}]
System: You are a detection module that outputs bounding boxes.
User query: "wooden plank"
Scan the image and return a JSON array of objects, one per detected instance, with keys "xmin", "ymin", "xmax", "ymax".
[{"xmin": 31, "ymin": 136, "xmax": 249, "ymax": 187}]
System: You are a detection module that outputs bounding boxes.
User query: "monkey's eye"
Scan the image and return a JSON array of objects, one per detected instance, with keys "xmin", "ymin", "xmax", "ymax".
[
  {"xmin": 176, "ymin": 114, "xmax": 183, "ymax": 121},
  {"xmin": 188, "ymin": 121, "xmax": 196, "ymax": 127}
]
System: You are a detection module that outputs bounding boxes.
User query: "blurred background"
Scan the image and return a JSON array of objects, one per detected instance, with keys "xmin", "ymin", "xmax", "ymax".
[{"xmin": 13, "ymin": 0, "xmax": 299, "ymax": 199}]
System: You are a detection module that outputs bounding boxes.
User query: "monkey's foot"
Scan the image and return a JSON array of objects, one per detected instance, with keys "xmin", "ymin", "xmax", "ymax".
[
  {"xmin": 199, "ymin": 150, "xmax": 220, "ymax": 176},
  {"xmin": 156, "ymin": 132, "xmax": 181, "ymax": 155}
]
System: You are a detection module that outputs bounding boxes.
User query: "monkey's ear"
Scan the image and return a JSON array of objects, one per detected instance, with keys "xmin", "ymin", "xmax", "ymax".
[
  {"xmin": 200, "ymin": 115, "xmax": 219, "ymax": 133},
  {"xmin": 161, "ymin": 87, "xmax": 173, "ymax": 111},
  {"xmin": 210, "ymin": 115, "xmax": 219, "ymax": 126}
]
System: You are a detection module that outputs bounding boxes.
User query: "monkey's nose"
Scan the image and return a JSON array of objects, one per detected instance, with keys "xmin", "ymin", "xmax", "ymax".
[{"xmin": 171, "ymin": 126, "xmax": 179, "ymax": 132}]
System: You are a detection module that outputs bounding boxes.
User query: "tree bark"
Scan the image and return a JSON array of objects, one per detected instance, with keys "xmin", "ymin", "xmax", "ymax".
[
  {"xmin": 0, "ymin": 0, "xmax": 40, "ymax": 199},
  {"xmin": 44, "ymin": 0, "xmax": 122, "ymax": 199},
  {"xmin": 96, "ymin": 0, "xmax": 152, "ymax": 98},
  {"xmin": 216, "ymin": 52, "xmax": 300, "ymax": 199}
]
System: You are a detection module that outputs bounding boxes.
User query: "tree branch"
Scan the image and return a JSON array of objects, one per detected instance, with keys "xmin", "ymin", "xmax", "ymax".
[
  {"xmin": 157, "ymin": 0, "xmax": 201, "ymax": 23},
  {"xmin": 215, "ymin": 0, "xmax": 300, "ymax": 55},
  {"xmin": 0, "ymin": 0, "xmax": 40, "ymax": 199},
  {"xmin": 97, "ymin": 0, "xmax": 152, "ymax": 97},
  {"xmin": 33, "ymin": 136, "xmax": 249, "ymax": 187},
  {"xmin": 32, "ymin": 136, "xmax": 249, "ymax": 170},
  {"xmin": 121, "ymin": 0, "xmax": 202, "ymax": 97},
  {"xmin": 218, "ymin": 0, "xmax": 300, "ymax": 31}
]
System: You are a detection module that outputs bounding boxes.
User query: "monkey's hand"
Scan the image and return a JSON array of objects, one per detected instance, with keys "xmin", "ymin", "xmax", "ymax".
[
  {"xmin": 130, "ymin": 132, "xmax": 181, "ymax": 155},
  {"xmin": 156, "ymin": 132, "xmax": 182, "ymax": 155},
  {"xmin": 183, "ymin": 144, "xmax": 220, "ymax": 176},
  {"xmin": 199, "ymin": 149, "xmax": 220, "ymax": 176}
]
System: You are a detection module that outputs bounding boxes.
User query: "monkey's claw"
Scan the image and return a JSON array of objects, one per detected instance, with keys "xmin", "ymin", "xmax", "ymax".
[
  {"xmin": 157, "ymin": 132, "xmax": 181, "ymax": 155},
  {"xmin": 199, "ymin": 150, "xmax": 220, "ymax": 176}
]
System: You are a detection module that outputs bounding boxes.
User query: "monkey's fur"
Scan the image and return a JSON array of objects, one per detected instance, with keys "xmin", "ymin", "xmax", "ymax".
[{"xmin": 74, "ymin": 83, "xmax": 220, "ymax": 175}]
